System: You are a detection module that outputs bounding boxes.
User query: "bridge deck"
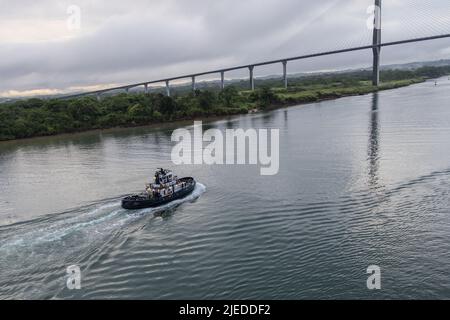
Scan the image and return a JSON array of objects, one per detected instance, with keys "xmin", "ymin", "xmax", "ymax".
[{"xmin": 61, "ymin": 34, "xmax": 450, "ymax": 99}]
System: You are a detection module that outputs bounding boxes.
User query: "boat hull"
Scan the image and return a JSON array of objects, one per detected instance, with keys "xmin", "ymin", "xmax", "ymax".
[{"xmin": 121, "ymin": 178, "xmax": 196, "ymax": 210}]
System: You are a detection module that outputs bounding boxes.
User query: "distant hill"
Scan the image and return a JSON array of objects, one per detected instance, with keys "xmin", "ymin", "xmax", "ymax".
[
  {"xmin": 0, "ymin": 97, "xmax": 14, "ymax": 103},
  {"xmin": 381, "ymin": 59, "xmax": 450, "ymax": 70}
]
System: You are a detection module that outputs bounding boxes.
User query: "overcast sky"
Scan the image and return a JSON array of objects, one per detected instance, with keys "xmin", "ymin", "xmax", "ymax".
[{"xmin": 1, "ymin": 0, "xmax": 450, "ymax": 97}]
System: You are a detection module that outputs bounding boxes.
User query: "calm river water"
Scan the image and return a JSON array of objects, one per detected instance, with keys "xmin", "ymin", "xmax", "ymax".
[{"xmin": 1, "ymin": 78, "xmax": 449, "ymax": 299}]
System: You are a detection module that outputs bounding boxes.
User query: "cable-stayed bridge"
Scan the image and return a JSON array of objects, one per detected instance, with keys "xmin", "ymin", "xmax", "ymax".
[{"xmin": 61, "ymin": 0, "xmax": 450, "ymax": 100}]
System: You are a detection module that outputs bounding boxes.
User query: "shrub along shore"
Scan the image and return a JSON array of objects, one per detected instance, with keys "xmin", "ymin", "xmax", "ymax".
[{"xmin": 1, "ymin": 66, "xmax": 449, "ymax": 141}]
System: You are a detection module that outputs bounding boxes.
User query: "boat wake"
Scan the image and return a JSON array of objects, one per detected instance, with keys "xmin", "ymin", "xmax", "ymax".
[
  {"xmin": 0, "ymin": 183, "xmax": 206, "ymax": 299},
  {"xmin": 1, "ymin": 183, "xmax": 205, "ymax": 249}
]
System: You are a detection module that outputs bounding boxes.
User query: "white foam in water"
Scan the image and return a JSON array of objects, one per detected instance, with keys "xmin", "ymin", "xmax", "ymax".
[
  {"xmin": 86, "ymin": 201, "xmax": 122, "ymax": 215},
  {"xmin": 0, "ymin": 182, "xmax": 201, "ymax": 299},
  {"xmin": 0, "ymin": 183, "xmax": 206, "ymax": 251}
]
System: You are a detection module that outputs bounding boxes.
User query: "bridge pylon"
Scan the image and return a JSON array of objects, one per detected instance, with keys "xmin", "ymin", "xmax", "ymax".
[{"xmin": 372, "ymin": 0, "xmax": 382, "ymax": 86}]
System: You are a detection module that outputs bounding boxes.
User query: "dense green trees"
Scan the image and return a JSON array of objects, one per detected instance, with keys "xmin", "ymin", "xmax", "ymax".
[
  {"xmin": 0, "ymin": 85, "xmax": 248, "ymax": 141},
  {"xmin": 250, "ymin": 86, "xmax": 279, "ymax": 109},
  {"xmin": 219, "ymin": 86, "xmax": 239, "ymax": 107},
  {"xmin": 1, "ymin": 66, "xmax": 449, "ymax": 141}
]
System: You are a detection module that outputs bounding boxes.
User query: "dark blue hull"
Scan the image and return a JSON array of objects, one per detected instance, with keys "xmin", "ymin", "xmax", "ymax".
[{"xmin": 122, "ymin": 178, "xmax": 196, "ymax": 210}]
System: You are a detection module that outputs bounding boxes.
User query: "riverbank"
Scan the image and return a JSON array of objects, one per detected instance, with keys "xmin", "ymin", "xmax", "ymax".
[
  {"xmin": 0, "ymin": 77, "xmax": 426, "ymax": 142},
  {"xmin": 249, "ymin": 78, "xmax": 425, "ymax": 110}
]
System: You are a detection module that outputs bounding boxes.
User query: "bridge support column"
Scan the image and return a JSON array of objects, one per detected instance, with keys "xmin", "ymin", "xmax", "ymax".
[
  {"xmin": 144, "ymin": 83, "xmax": 148, "ymax": 94},
  {"xmin": 96, "ymin": 93, "xmax": 101, "ymax": 102},
  {"xmin": 165, "ymin": 80, "xmax": 171, "ymax": 97},
  {"xmin": 249, "ymin": 66, "xmax": 255, "ymax": 91},
  {"xmin": 372, "ymin": 0, "xmax": 381, "ymax": 86},
  {"xmin": 192, "ymin": 76, "xmax": 196, "ymax": 93},
  {"xmin": 125, "ymin": 87, "xmax": 129, "ymax": 94},
  {"xmin": 282, "ymin": 61, "xmax": 288, "ymax": 89},
  {"xmin": 220, "ymin": 71, "xmax": 225, "ymax": 90}
]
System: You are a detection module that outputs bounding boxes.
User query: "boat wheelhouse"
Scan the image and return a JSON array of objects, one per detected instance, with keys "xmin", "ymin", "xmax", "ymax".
[{"xmin": 122, "ymin": 168, "xmax": 196, "ymax": 210}]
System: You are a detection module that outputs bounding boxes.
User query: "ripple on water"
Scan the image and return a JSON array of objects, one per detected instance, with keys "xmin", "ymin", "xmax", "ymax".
[{"xmin": 0, "ymin": 183, "xmax": 206, "ymax": 299}]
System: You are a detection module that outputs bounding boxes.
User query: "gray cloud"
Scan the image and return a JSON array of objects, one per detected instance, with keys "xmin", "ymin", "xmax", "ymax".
[{"xmin": 0, "ymin": 0, "xmax": 449, "ymax": 96}]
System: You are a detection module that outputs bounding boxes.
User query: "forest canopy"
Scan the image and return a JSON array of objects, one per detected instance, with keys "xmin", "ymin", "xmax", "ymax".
[{"xmin": 1, "ymin": 66, "xmax": 449, "ymax": 141}]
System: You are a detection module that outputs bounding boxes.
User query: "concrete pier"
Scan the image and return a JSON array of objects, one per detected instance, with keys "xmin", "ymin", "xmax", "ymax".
[
  {"xmin": 282, "ymin": 61, "xmax": 288, "ymax": 89},
  {"xmin": 165, "ymin": 80, "xmax": 171, "ymax": 97},
  {"xmin": 249, "ymin": 66, "xmax": 255, "ymax": 91},
  {"xmin": 192, "ymin": 76, "xmax": 196, "ymax": 92},
  {"xmin": 96, "ymin": 93, "xmax": 101, "ymax": 101},
  {"xmin": 372, "ymin": 0, "xmax": 381, "ymax": 86},
  {"xmin": 220, "ymin": 71, "xmax": 225, "ymax": 90},
  {"xmin": 144, "ymin": 83, "xmax": 148, "ymax": 94}
]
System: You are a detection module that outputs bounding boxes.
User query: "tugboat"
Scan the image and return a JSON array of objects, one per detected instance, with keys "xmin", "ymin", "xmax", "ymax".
[{"xmin": 122, "ymin": 169, "xmax": 196, "ymax": 210}]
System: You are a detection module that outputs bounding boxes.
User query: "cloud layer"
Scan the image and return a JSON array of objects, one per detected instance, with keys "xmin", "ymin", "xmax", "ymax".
[{"xmin": 1, "ymin": 0, "xmax": 449, "ymax": 97}]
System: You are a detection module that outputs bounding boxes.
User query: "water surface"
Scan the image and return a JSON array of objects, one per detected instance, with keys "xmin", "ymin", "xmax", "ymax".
[{"xmin": 1, "ymin": 78, "xmax": 450, "ymax": 299}]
